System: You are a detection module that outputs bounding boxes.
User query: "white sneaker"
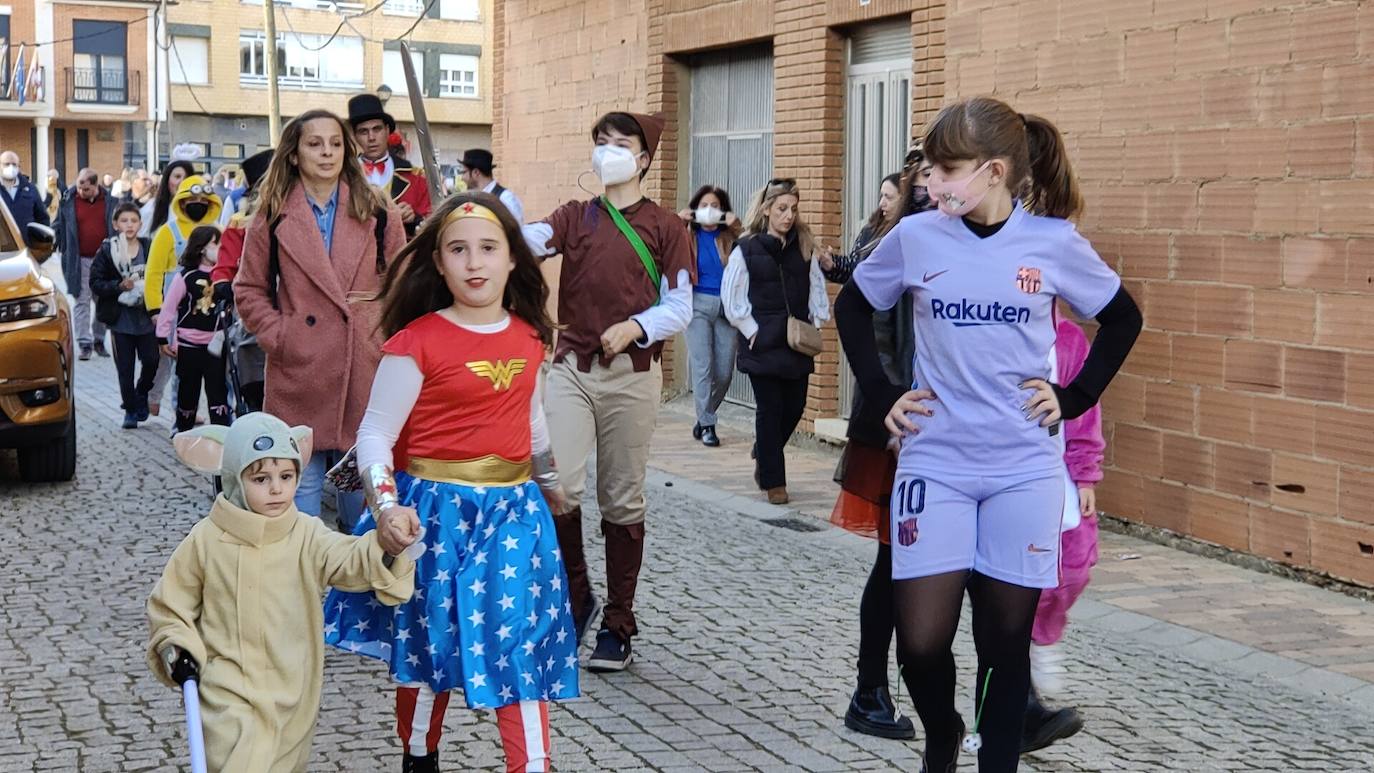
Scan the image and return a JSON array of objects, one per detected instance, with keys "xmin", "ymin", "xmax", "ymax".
[{"xmin": 1030, "ymin": 642, "xmax": 1066, "ymax": 696}]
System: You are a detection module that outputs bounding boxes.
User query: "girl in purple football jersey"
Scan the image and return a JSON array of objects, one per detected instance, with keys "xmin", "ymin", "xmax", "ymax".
[{"xmin": 835, "ymin": 97, "xmax": 1142, "ymax": 772}]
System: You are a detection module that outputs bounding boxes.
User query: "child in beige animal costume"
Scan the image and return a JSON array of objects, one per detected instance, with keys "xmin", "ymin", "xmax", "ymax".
[{"xmin": 147, "ymin": 412, "xmax": 421, "ymax": 772}]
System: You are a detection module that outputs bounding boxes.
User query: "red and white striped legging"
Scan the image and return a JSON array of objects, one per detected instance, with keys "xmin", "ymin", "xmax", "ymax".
[{"xmin": 396, "ymin": 684, "xmax": 552, "ymax": 773}]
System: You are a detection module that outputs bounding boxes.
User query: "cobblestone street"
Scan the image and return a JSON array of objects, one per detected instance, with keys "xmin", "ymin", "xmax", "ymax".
[{"xmin": 3, "ymin": 358, "xmax": 1374, "ymax": 772}]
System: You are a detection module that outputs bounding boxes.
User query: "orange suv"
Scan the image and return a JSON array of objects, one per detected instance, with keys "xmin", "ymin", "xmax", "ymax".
[{"xmin": 0, "ymin": 199, "xmax": 75, "ymax": 482}]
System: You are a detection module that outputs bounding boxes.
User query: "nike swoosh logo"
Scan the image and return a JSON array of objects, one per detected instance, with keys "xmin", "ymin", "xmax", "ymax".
[
  {"xmin": 923, "ymin": 270, "xmax": 949, "ymax": 283},
  {"xmin": 1027, "ymin": 544, "xmax": 1053, "ymax": 554}
]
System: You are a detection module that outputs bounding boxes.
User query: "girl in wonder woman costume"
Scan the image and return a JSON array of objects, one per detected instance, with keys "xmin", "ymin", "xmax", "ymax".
[{"xmin": 323, "ymin": 192, "xmax": 578, "ymax": 773}]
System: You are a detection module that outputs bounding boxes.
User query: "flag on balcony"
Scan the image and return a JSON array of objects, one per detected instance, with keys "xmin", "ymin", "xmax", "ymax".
[
  {"xmin": 24, "ymin": 56, "xmax": 42, "ymax": 103},
  {"xmin": 9, "ymin": 44, "xmax": 24, "ymax": 106}
]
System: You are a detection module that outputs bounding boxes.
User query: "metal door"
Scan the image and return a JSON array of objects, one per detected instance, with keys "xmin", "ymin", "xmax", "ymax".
[
  {"xmin": 687, "ymin": 47, "xmax": 774, "ymax": 408},
  {"xmin": 838, "ymin": 20, "xmax": 912, "ymax": 418}
]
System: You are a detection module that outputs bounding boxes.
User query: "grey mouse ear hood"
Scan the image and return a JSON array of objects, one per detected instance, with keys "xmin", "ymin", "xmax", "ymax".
[{"xmin": 173, "ymin": 413, "xmax": 313, "ymax": 508}]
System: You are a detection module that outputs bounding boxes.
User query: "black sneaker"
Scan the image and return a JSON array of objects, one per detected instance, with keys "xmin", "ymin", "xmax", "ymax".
[
  {"xmin": 844, "ymin": 685, "xmax": 915, "ymax": 740},
  {"xmin": 121, "ymin": 412, "xmax": 138, "ymax": 430},
  {"xmin": 93, "ymin": 340, "xmax": 110, "ymax": 358},
  {"xmin": 402, "ymin": 751, "xmax": 439, "ymax": 773},
  {"xmin": 701, "ymin": 426, "xmax": 720, "ymax": 447},
  {"xmin": 1022, "ymin": 690, "xmax": 1083, "ymax": 753},
  {"xmin": 573, "ymin": 594, "xmax": 602, "ymax": 646},
  {"xmin": 587, "ymin": 627, "xmax": 632, "ymax": 672},
  {"xmin": 79, "ymin": 346, "xmax": 92, "ymax": 361},
  {"xmin": 692, "ymin": 423, "xmax": 704, "ymax": 440}
]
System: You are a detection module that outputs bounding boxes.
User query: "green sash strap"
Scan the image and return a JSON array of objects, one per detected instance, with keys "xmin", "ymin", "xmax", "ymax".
[{"xmin": 601, "ymin": 195, "xmax": 661, "ymax": 305}]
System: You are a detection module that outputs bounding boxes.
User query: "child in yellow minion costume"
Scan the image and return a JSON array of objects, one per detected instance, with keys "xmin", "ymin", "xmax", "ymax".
[
  {"xmin": 145, "ymin": 174, "xmax": 223, "ymax": 314},
  {"xmin": 147, "ymin": 412, "xmax": 421, "ymax": 772}
]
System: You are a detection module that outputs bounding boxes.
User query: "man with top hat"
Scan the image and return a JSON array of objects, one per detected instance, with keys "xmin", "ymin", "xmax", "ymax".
[
  {"xmin": 457, "ymin": 148, "xmax": 524, "ymax": 223},
  {"xmin": 347, "ymin": 93, "xmax": 431, "ymax": 237}
]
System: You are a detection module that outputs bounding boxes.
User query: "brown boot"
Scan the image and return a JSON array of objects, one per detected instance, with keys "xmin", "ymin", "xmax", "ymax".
[
  {"xmin": 767, "ymin": 487, "xmax": 789, "ymax": 505},
  {"xmin": 553, "ymin": 507, "xmax": 594, "ymax": 639},
  {"xmin": 600, "ymin": 520, "xmax": 645, "ymax": 641}
]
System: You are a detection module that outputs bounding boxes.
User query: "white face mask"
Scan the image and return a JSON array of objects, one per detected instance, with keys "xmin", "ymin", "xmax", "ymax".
[
  {"xmin": 592, "ymin": 145, "xmax": 641, "ymax": 187},
  {"xmin": 695, "ymin": 206, "xmax": 723, "ymax": 226},
  {"xmin": 0, "ymin": 165, "xmax": 18, "ymax": 182}
]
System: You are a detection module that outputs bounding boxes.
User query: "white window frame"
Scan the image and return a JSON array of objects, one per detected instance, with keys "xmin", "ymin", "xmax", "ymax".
[
  {"xmin": 238, "ymin": 32, "xmax": 363, "ymax": 90},
  {"xmin": 170, "ymin": 35, "xmax": 209, "ymax": 86},
  {"xmin": 438, "ymin": 53, "xmax": 478, "ymax": 98},
  {"xmin": 382, "ymin": 0, "xmax": 426, "ymax": 16},
  {"xmin": 438, "ymin": 0, "xmax": 479, "ymax": 21},
  {"xmin": 381, "ymin": 49, "xmax": 422, "ymax": 96}
]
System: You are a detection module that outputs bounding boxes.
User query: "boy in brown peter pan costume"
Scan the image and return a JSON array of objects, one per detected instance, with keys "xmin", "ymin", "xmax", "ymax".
[
  {"xmin": 147, "ymin": 413, "xmax": 420, "ymax": 772},
  {"xmin": 522, "ymin": 111, "xmax": 696, "ymax": 673}
]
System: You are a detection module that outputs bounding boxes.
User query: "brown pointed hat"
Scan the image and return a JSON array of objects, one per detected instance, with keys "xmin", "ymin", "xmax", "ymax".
[{"xmin": 626, "ymin": 112, "xmax": 665, "ymax": 161}]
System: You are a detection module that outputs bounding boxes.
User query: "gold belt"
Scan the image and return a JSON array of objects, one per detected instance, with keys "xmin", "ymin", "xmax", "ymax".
[{"xmin": 407, "ymin": 455, "xmax": 532, "ymax": 486}]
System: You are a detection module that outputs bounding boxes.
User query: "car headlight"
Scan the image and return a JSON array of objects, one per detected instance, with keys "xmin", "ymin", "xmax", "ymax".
[{"xmin": 0, "ymin": 292, "xmax": 58, "ymax": 324}]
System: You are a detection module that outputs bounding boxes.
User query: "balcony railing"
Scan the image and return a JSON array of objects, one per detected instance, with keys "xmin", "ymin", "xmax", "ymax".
[
  {"xmin": 0, "ymin": 47, "xmax": 47, "ymax": 105},
  {"xmin": 66, "ymin": 67, "xmax": 141, "ymax": 107}
]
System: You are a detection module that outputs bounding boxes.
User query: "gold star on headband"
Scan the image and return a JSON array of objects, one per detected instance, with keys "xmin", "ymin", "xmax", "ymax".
[{"xmin": 442, "ymin": 201, "xmax": 503, "ymax": 228}]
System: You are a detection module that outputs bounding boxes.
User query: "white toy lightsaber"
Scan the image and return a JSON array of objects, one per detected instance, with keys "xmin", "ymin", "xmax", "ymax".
[{"xmin": 182, "ymin": 678, "xmax": 208, "ymax": 773}]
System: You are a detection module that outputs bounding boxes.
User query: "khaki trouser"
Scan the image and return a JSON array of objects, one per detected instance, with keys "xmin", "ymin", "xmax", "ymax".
[{"xmin": 545, "ymin": 356, "xmax": 662, "ymax": 525}]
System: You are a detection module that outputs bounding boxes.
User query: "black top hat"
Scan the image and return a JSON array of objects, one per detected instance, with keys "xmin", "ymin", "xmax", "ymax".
[
  {"xmin": 459, "ymin": 148, "xmax": 494, "ymax": 176},
  {"xmin": 242, "ymin": 148, "xmax": 273, "ymax": 190},
  {"xmin": 348, "ymin": 94, "xmax": 396, "ymax": 131}
]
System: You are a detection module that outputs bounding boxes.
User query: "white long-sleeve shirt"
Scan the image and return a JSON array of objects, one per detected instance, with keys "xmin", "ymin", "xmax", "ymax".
[
  {"xmin": 521, "ymin": 220, "xmax": 693, "ymax": 347},
  {"xmin": 483, "ymin": 180, "xmax": 525, "ymax": 224},
  {"xmin": 720, "ymin": 245, "xmax": 831, "ymax": 341},
  {"xmin": 354, "ymin": 316, "xmax": 549, "ymax": 471}
]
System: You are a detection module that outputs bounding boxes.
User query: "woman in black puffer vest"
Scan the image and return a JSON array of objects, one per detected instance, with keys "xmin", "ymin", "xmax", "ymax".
[{"xmin": 721, "ymin": 178, "xmax": 831, "ymax": 506}]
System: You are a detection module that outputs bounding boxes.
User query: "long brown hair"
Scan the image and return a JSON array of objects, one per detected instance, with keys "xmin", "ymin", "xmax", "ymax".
[
  {"xmin": 743, "ymin": 178, "xmax": 815, "ymax": 259},
  {"xmin": 922, "ymin": 96, "xmax": 1083, "ymax": 220},
  {"xmin": 377, "ymin": 192, "xmax": 556, "ymax": 346},
  {"xmin": 864, "ymin": 172, "xmax": 903, "ymax": 235},
  {"xmin": 256, "ymin": 109, "xmax": 385, "ymax": 224}
]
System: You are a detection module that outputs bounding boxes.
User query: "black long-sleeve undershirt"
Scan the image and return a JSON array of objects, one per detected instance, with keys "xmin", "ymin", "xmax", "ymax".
[{"xmin": 834, "ymin": 282, "xmax": 1143, "ymax": 424}]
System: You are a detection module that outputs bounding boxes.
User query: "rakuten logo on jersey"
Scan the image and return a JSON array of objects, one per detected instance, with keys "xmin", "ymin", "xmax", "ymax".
[{"xmin": 930, "ymin": 298, "xmax": 1032, "ymax": 327}]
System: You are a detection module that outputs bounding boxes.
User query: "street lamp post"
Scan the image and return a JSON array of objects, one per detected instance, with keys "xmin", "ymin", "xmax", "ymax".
[{"xmin": 263, "ymin": 0, "xmax": 282, "ymax": 140}]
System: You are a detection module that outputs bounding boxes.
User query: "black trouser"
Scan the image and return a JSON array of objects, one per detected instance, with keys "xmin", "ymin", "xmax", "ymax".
[
  {"xmin": 748, "ymin": 373, "xmax": 809, "ymax": 490},
  {"xmin": 856, "ymin": 541, "xmax": 895, "ymax": 690},
  {"xmin": 111, "ymin": 331, "xmax": 159, "ymax": 413},
  {"xmin": 175, "ymin": 345, "xmax": 231, "ymax": 432}
]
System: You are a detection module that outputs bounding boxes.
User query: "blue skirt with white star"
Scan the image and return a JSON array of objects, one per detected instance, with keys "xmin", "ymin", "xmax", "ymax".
[{"xmin": 323, "ymin": 472, "xmax": 581, "ymax": 709}]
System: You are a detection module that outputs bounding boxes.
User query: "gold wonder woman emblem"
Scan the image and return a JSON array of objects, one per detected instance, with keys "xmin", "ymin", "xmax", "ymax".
[{"xmin": 466, "ymin": 359, "xmax": 528, "ymax": 391}]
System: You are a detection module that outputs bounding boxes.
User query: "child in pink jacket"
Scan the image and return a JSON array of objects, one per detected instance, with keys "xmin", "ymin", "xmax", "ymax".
[
  {"xmin": 1022, "ymin": 316, "xmax": 1104, "ymax": 754},
  {"xmin": 156, "ymin": 224, "xmax": 229, "ymax": 433}
]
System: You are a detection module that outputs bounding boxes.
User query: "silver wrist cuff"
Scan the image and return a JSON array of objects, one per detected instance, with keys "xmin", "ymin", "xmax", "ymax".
[
  {"xmin": 532, "ymin": 450, "xmax": 559, "ymax": 491},
  {"xmin": 363, "ymin": 463, "xmax": 399, "ymax": 514}
]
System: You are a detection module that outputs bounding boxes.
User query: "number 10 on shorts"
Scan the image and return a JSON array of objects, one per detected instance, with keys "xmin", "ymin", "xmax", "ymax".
[{"xmin": 895, "ymin": 478, "xmax": 926, "ymax": 547}]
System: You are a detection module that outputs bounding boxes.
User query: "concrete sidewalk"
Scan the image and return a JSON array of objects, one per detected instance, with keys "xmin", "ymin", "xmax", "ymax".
[{"xmin": 651, "ymin": 395, "xmax": 1374, "ymax": 697}]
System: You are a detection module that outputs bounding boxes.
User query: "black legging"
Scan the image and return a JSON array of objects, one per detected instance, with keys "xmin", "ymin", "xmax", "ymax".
[
  {"xmin": 174, "ymin": 345, "xmax": 231, "ymax": 432},
  {"xmin": 895, "ymin": 570, "xmax": 1041, "ymax": 773},
  {"xmin": 856, "ymin": 541, "xmax": 895, "ymax": 690}
]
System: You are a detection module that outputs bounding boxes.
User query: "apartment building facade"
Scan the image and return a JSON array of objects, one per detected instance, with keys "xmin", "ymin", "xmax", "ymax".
[
  {"xmin": 494, "ymin": 0, "xmax": 1374, "ymax": 587},
  {"xmin": 158, "ymin": 0, "xmax": 494, "ymax": 178},
  {"xmin": 1, "ymin": 0, "xmax": 166, "ymax": 183}
]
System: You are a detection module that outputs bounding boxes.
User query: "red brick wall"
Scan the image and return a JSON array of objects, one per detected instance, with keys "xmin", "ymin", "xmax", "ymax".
[{"xmin": 945, "ymin": 0, "xmax": 1374, "ymax": 585}]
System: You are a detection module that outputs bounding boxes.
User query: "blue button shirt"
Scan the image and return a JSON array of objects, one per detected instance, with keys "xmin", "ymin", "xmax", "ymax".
[
  {"xmin": 309, "ymin": 185, "xmax": 340, "ymax": 254},
  {"xmin": 694, "ymin": 228, "xmax": 724, "ymax": 296}
]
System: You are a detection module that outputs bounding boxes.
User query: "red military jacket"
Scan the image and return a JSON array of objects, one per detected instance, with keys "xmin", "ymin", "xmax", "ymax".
[{"xmin": 388, "ymin": 156, "xmax": 433, "ymax": 236}]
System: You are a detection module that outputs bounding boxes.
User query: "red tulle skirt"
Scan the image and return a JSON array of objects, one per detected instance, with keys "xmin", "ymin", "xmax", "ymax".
[{"xmin": 829, "ymin": 443, "xmax": 898, "ymax": 543}]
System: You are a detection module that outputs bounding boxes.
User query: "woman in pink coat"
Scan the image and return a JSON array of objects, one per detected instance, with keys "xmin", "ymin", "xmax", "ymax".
[{"xmin": 233, "ymin": 109, "xmax": 406, "ymax": 529}]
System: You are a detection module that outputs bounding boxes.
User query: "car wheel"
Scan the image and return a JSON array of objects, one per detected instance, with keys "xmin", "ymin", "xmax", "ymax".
[{"xmin": 18, "ymin": 406, "xmax": 77, "ymax": 483}]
